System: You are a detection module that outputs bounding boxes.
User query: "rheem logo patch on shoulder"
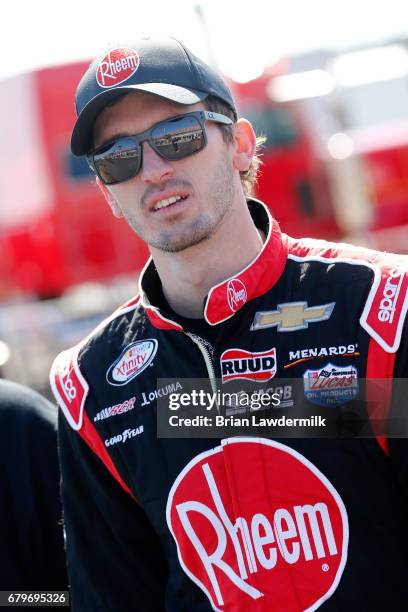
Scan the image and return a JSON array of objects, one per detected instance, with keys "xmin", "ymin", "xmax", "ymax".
[
  {"xmin": 167, "ymin": 438, "xmax": 348, "ymax": 611},
  {"xmin": 96, "ymin": 48, "xmax": 140, "ymax": 88},
  {"xmin": 227, "ymin": 279, "xmax": 247, "ymax": 312},
  {"xmin": 106, "ymin": 340, "xmax": 158, "ymax": 386}
]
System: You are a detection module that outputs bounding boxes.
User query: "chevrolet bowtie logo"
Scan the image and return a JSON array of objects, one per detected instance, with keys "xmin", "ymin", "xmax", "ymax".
[{"xmin": 251, "ymin": 301, "xmax": 335, "ymax": 332}]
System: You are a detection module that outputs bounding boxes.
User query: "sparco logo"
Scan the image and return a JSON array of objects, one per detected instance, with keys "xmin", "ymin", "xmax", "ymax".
[
  {"xmin": 227, "ymin": 279, "xmax": 247, "ymax": 312},
  {"xmin": 96, "ymin": 48, "xmax": 140, "ymax": 88},
  {"xmin": 220, "ymin": 348, "xmax": 277, "ymax": 383},
  {"xmin": 106, "ymin": 340, "xmax": 158, "ymax": 386},
  {"xmin": 378, "ymin": 266, "xmax": 404, "ymax": 323},
  {"xmin": 167, "ymin": 438, "xmax": 348, "ymax": 611}
]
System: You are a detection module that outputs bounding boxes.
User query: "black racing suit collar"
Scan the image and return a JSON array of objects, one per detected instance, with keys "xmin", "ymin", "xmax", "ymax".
[{"xmin": 138, "ymin": 199, "xmax": 289, "ymax": 331}]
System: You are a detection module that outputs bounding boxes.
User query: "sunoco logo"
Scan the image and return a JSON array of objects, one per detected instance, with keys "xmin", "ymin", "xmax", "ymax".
[
  {"xmin": 96, "ymin": 47, "xmax": 140, "ymax": 88},
  {"xmin": 220, "ymin": 348, "xmax": 277, "ymax": 383},
  {"xmin": 167, "ymin": 438, "xmax": 349, "ymax": 611},
  {"xmin": 106, "ymin": 340, "xmax": 158, "ymax": 386}
]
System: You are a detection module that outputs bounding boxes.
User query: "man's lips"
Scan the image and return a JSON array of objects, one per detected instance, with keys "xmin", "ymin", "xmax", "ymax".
[{"xmin": 146, "ymin": 190, "xmax": 190, "ymax": 212}]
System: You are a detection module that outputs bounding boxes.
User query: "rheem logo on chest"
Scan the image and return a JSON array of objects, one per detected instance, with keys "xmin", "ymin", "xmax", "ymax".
[{"xmin": 167, "ymin": 438, "xmax": 349, "ymax": 611}]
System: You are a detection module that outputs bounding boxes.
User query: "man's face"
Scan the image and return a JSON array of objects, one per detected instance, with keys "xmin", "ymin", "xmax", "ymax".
[{"xmin": 93, "ymin": 92, "xmax": 237, "ymax": 253}]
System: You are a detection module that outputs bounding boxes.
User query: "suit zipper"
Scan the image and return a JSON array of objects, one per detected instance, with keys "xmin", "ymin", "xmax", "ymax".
[{"xmin": 185, "ymin": 332, "xmax": 220, "ymax": 414}]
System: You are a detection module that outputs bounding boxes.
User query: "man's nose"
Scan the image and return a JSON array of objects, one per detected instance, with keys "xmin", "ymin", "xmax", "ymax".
[{"xmin": 140, "ymin": 142, "xmax": 174, "ymax": 184}]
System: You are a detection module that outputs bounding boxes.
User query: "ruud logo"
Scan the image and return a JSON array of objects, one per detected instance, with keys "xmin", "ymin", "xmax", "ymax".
[
  {"xmin": 220, "ymin": 348, "xmax": 277, "ymax": 383},
  {"xmin": 106, "ymin": 340, "xmax": 158, "ymax": 386},
  {"xmin": 167, "ymin": 438, "xmax": 349, "ymax": 611},
  {"xmin": 96, "ymin": 47, "xmax": 140, "ymax": 88}
]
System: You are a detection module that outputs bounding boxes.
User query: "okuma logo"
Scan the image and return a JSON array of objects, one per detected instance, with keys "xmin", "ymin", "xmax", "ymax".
[
  {"xmin": 167, "ymin": 438, "xmax": 348, "ymax": 611},
  {"xmin": 106, "ymin": 340, "xmax": 158, "ymax": 386}
]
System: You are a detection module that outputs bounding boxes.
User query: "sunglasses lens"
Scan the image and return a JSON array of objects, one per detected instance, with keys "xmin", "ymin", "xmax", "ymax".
[
  {"xmin": 151, "ymin": 115, "xmax": 205, "ymax": 160},
  {"xmin": 93, "ymin": 137, "xmax": 141, "ymax": 185}
]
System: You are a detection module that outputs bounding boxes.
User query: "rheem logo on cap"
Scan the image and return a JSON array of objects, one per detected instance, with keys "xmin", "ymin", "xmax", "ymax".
[
  {"xmin": 96, "ymin": 48, "xmax": 140, "ymax": 88},
  {"xmin": 167, "ymin": 438, "xmax": 349, "ymax": 611}
]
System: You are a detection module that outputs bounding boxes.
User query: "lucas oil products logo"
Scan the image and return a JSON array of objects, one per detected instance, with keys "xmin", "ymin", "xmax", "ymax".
[
  {"xmin": 303, "ymin": 363, "xmax": 358, "ymax": 407},
  {"xmin": 167, "ymin": 438, "xmax": 348, "ymax": 611},
  {"xmin": 96, "ymin": 47, "xmax": 140, "ymax": 88},
  {"xmin": 106, "ymin": 340, "xmax": 158, "ymax": 386},
  {"xmin": 220, "ymin": 348, "xmax": 277, "ymax": 383}
]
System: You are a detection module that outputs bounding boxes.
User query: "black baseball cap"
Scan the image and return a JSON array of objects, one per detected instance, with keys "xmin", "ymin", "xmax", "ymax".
[{"xmin": 71, "ymin": 35, "xmax": 237, "ymax": 156}]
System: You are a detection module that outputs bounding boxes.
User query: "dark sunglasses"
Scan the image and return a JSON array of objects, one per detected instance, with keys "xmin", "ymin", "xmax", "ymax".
[{"xmin": 87, "ymin": 110, "xmax": 234, "ymax": 185}]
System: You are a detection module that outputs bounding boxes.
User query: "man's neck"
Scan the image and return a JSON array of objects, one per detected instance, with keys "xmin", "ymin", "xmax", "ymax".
[{"xmin": 150, "ymin": 200, "xmax": 264, "ymax": 319}]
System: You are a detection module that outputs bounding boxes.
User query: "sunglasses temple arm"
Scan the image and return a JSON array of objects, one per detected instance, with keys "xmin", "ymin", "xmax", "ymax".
[{"xmin": 203, "ymin": 110, "xmax": 234, "ymax": 126}]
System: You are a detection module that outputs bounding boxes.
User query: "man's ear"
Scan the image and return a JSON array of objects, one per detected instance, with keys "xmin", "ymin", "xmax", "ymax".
[
  {"xmin": 231, "ymin": 119, "xmax": 257, "ymax": 172},
  {"xmin": 96, "ymin": 178, "xmax": 124, "ymax": 218}
]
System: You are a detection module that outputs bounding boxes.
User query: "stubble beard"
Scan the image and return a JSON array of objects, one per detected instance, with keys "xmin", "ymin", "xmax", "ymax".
[{"xmin": 124, "ymin": 156, "xmax": 236, "ymax": 253}]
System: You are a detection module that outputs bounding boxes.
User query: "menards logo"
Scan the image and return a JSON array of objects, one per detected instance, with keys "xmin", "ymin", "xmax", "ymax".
[{"xmin": 285, "ymin": 344, "xmax": 359, "ymax": 369}]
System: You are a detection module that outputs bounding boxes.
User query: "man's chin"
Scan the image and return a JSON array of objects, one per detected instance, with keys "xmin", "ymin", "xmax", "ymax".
[
  {"xmin": 148, "ymin": 229, "xmax": 212, "ymax": 253},
  {"xmin": 147, "ymin": 216, "xmax": 216, "ymax": 253}
]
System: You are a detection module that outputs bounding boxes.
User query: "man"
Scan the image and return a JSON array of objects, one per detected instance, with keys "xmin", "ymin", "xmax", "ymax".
[
  {"xmin": 0, "ymin": 380, "xmax": 67, "ymax": 591},
  {"xmin": 50, "ymin": 36, "xmax": 408, "ymax": 611}
]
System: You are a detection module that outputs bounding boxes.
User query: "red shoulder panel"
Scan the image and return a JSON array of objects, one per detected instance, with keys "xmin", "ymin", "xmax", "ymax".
[
  {"xmin": 360, "ymin": 258, "xmax": 408, "ymax": 353},
  {"xmin": 50, "ymin": 346, "xmax": 89, "ymax": 430},
  {"xmin": 49, "ymin": 292, "xmax": 142, "ymax": 430},
  {"xmin": 50, "ymin": 346, "xmax": 133, "ymax": 497},
  {"xmin": 288, "ymin": 237, "xmax": 408, "ymax": 353}
]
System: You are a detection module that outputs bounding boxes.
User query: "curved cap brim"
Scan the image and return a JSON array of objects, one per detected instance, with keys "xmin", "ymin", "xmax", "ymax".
[{"xmin": 71, "ymin": 83, "xmax": 208, "ymax": 155}]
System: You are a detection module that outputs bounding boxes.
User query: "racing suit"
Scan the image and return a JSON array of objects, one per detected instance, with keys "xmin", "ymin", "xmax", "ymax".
[{"xmin": 51, "ymin": 199, "xmax": 408, "ymax": 611}]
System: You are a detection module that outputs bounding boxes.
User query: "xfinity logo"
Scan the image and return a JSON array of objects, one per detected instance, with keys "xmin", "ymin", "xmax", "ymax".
[{"xmin": 106, "ymin": 340, "xmax": 158, "ymax": 386}]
